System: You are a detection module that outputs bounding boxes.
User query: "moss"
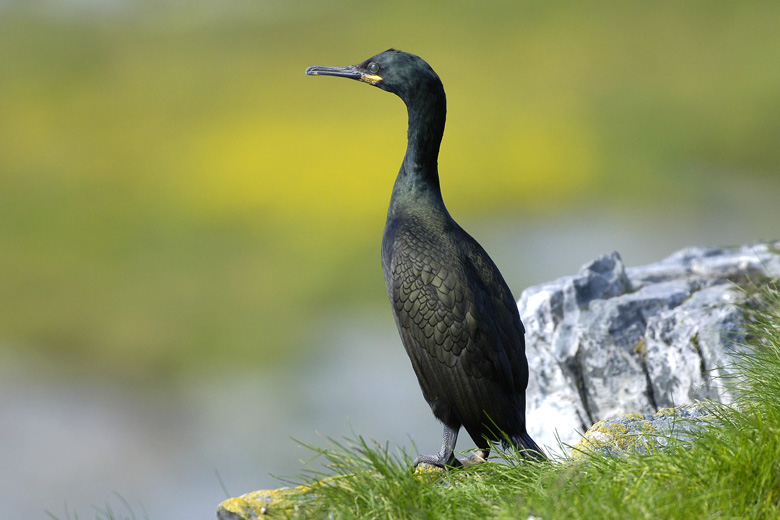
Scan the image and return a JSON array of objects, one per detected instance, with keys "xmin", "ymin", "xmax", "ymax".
[
  {"xmin": 633, "ymin": 339, "xmax": 647, "ymax": 360},
  {"xmin": 691, "ymin": 332, "xmax": 701, "ymax": 352}
]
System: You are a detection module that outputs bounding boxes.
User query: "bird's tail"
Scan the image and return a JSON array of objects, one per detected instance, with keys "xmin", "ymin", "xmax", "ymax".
[{"xmin": 509, "ymin": 431, "xmax": 547, "ymax": 461}]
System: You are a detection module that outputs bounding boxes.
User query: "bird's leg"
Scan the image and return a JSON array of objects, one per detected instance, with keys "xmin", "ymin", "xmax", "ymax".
[{"xmin": 414, "ymin": 424, "xmax": 461, "ymax": 468}]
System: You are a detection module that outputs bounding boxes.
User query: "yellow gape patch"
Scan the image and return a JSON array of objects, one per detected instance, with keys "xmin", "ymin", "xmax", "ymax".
[{"xmin": 360, "ymin": 74, "xmax": 382, "ymax": 85}]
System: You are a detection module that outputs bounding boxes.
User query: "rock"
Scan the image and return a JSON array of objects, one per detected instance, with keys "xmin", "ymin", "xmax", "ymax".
[
  {"xmin": 217, "ymin": 487, "xmax": 307, "ymax": 519},
  {"xmin": 644, "ymin": 286, "xmax": 749, "ymax": 409},
  {"xmin": 573, "ymin": 403, "xmax": 715, "ymax": 458},
  {"xmin": 521, "ymin": 241, "xmax": 780, "ymax": 452}
]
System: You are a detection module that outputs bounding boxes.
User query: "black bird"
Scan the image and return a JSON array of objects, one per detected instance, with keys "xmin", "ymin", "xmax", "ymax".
[{"xmin": 306, "ymin": 49, "xmax": 544, "ymax": 467}]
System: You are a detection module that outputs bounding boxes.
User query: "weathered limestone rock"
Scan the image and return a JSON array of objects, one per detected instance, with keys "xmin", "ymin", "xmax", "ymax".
[
  {"xmin": 573, "ymin": 403, "xmax": 714, "ymax": 457},
  {"xmin": 522, "ymin": 241, "xmax": 780, "ymax": 451},
  {"xmin": 644, "ymin": 286, "xmax": 749, "ymax": 409}
]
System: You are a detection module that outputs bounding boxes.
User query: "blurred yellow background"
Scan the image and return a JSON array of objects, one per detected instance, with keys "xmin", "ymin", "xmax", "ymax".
[
  {"xmin": 3, "ymin": 1, "xmax": 779, "ymax": 382},
  {"xmin": 2, "ymin": 1, "xmax": 779, "ymax": 517}
]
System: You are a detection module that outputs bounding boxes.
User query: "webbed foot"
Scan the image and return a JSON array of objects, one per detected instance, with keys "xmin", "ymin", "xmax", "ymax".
[
  {"xmin": 413, "ymin": 424, "xmax": 463, "ymax": 469},
  {"xmin": 414, "ymin": 452, "xmax": 462, "ymax": 469}
]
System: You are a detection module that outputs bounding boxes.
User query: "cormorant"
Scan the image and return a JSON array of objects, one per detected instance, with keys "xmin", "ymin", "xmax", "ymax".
[{"xmin": 306, "ymin": 49, "xmax": 545, "ymax": 467}]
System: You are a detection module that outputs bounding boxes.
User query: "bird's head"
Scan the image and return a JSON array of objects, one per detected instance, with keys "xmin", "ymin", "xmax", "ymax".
[{"xmin": 306, "ymin": 49, "xmax": 443, "ymax": 105}]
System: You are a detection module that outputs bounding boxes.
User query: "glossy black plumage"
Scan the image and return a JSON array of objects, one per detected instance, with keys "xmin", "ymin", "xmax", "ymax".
[{"xmin": 307, "ymin": 49, "xmax": 544, "ymax": 466}]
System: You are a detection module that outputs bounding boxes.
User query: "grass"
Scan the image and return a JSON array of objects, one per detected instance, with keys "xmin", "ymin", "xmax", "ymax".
[{"xmin": 280, "ymin": 280, "xmax": 780, "ymax": 520}]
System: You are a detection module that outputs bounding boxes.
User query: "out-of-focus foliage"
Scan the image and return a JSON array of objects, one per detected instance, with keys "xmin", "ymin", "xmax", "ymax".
[{"xmin": 1, "ymin": 0, "xmax": 779, "ymax": 381}]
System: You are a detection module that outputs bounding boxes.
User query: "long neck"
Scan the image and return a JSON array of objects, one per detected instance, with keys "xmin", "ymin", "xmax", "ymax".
[{"xmin": 388, "ymin": 91, "xmax": 447, "ymax": 216}]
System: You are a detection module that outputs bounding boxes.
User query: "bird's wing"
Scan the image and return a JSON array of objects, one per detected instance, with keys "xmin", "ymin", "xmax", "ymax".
[{"xmin": 461, "ymin": 231, "xmax": 529, "ymax": 392}]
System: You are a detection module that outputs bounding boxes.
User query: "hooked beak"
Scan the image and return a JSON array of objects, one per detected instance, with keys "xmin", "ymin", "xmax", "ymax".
[{"xmin": 305, "ymin": 65, "xmax": 382, "ymax": 86}]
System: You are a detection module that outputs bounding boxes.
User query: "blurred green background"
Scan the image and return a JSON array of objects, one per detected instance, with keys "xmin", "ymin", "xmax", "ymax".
[{"xmin": 2, "ymin": 0, "xmax": 780, "ymax": 518}]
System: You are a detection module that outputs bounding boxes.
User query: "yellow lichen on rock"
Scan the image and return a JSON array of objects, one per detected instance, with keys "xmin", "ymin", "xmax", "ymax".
[
  {"xmin": 572, "ymin": 404, "xmax": 713, "ymax": 459},
  {"xmin": 413, "ymin": 461, "xmax": 446, "ymax": 483},
  {"xmin": 573, "ymin": 413, "xmax": 662, "ymax": 457},
  {"xmin": 217, "ymin": 486, "xmax": 309, "ymax": 519}
]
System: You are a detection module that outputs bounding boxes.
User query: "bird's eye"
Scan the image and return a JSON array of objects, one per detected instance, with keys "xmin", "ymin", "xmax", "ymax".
[{"xmin": 368, "ymin": 62, "xmax": 381, "ymax": 74}]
